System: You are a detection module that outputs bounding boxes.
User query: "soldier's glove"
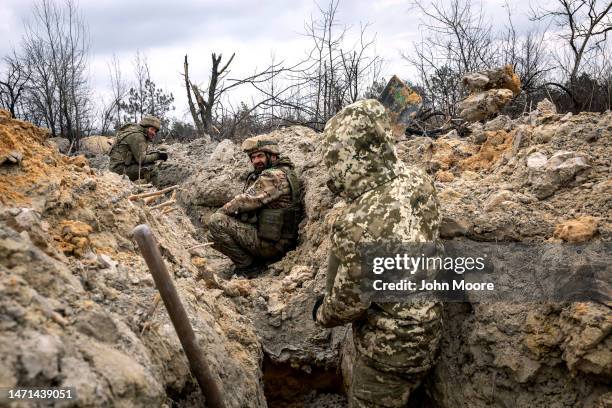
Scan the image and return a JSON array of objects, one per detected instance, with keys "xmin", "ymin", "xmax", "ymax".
[
  {"xmin": 157, "ymin": 152, "xmax": 168, "ymax": 161},
  {"xmin": 312, "ymin": 295, "xmax": 324, "ymax": 322}
]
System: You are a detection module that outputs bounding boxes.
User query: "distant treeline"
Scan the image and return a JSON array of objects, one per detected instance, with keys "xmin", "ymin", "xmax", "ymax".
[{"xmin": 1, "ymin": 0, "xmax": 610, "ymax": 147}]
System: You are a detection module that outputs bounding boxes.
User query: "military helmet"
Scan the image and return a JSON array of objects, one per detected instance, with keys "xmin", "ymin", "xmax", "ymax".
[
  {"xmin": 139, "ymin": 115, "xmax": 161, "ymax": 130},
  {"xmin": 242, "ymin": 135, "xmax": 280, "ymax": 155}
]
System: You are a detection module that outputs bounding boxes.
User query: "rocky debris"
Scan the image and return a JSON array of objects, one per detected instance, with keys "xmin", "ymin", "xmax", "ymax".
[
  {"xmin": 458, "ymin": 89, "xmax": 515, "ymax": 122},
  {"xmin": 458, "ymin": 65, "xmax": 521, "ymax": 122},
  {"xmin": 0, "ymin": 149, "xmax": 23, "ymax": 165},
  {"xmin": 77, "ymin": 135, "xmax": 129, "ymax": 171},
  {"xmin": 79, "ymin": 135, "xmax": 113, "ymax": 155},
  {"xmin": 537, "ymin": 98, "xmax": 557, "ymax": 115},
  {"xmin": 48, "ymin": 136, "xmax": 70, "ymax": 153},
  {"xmin": 432, "ymin": 302, "xmax": 610, "ymax": 408},
  {"xmin": 153, "ymin": 138, "xmax": 214, "ymax": 189},
  {"xmin": 483, "ymin": 114, "xmax": 514, "ymax": 132},
  {"xmin": 462, "ymin": 65, "xmax": 521, "ymax": 96},
  {"xmin": 56, "ymin": 219, "xmax": 94, "ymax": 257},
  {"xmin": 553, "ymin": 216, "xmax": 599, "ymax": 243},
  {"xmin": 527, "ymin": 150, "xmax": 590, "ymax": 199},
  {"xmin": 436, "ymin": 170, "xmax": 454, "ymax": 182},
  {"xmin": 560, "ymin": 302, "xmax": 612, "ymax": 379},
  {"xmin": 396, "ymin": 110, "xmax": 611, "ymax": 244},
  {"xmin": 391, "ymin": 110, "xmax": 610, "ymax": 405}
]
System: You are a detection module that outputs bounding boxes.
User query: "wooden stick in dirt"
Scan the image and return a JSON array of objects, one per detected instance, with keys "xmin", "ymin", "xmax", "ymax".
[
  {"xmin": 150, "ymin": 199, "xmax": 176, "ymax": 211},
  {"xmin": 143, "ymin": 195, "xmax": 159, "ymax": 205},
  {"xmin": 187, "ymin": 242, "xmax": 214, "ymax": 251},
  {"xmin": 134, "ymin": 183, "xmax": 153, "ymax": 189},
  {"xmin": 128, "ymin": 185, "xmax": 178, "ymax": 201},
  {"xmin": 161, "ymin": 207, "xmax": 177, "ymax": 215},
  {"xmin": 140, "ymin": 293, "xmax": 161, "ymax": 335}
]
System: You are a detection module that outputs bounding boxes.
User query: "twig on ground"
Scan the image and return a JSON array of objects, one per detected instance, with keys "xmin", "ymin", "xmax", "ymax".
[
  {"xmin": 128, "ymin": 185, "xmax": 178, "ymax": 201},
  {"xmin": 187, "ymin": 242, "xmax": 214, "ymax": 251},
  {"xmin": 151, "ymin": 199, "xmax": 176, "ymax": 211},
  {"xmin": 161, "ymin": 207, "xmax": 177, "ymax": 215},
  {"xmin": 140, "ymin": 293, "xmax": 161, "ymax": 335},
  {"xmin": 143, "ymin": 195, "xmax": 159, "ymax": 205}
]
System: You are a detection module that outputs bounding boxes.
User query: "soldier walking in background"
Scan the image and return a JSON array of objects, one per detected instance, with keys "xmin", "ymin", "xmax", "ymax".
[
  {"xmin": 206, "ymin": 135, "xmax": 302, "ymax": 277},
  {"xmin": 108, "ymin": 115, "xmax": 168, "ymax": 182},
  {"xmin": 313, "ymin": 99, "xmax": 443, "ymax": 407}
]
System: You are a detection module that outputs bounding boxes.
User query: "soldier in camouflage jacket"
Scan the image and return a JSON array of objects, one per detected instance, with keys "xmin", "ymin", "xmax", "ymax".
[
  {"xmin": 108, "ymin": 115, "xmax": 167, "ymax": 181},
  {"xmin": 207, "ymin": 135, "xmax": 301, "ymax": 277},
  {"xmin": 313, "ymin": 99, "xmax": 443, "ymax": 407}
]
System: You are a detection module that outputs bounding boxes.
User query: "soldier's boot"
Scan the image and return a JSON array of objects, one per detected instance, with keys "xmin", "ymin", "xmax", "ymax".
[{"xmin": 206, "ymin": 212, "xmax": 256, "ymax": 268}]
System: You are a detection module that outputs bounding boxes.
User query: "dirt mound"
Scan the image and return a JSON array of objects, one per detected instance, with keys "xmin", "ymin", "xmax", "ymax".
[
  {"xmin": 79, "ymin": 135, "xmax": 113, "ymax": 155},
  {"xmin": 0, "ymin": 110, "xmax": 267, "ymax": 407}
]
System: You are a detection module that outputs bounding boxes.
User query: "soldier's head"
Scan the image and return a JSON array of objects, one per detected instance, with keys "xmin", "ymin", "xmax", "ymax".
[
  {"xmin": 139, "ymin": 115, "xmax": 161, "ymax": 140},
  {"xmin": 242, "ymin": 135, "xmax": 280, "ymax": 173},
  {"xmin": 322, "ymin": 99, "xmax": 399, "ymax": 200}
]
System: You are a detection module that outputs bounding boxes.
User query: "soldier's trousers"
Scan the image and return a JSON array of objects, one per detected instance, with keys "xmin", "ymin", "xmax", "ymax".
[
  {"xmin": 110, "ymin": 163, "xmax": 158, "ymax": 182},
  {"xmin": 206, "ymin": 212, "xmax": 286, "ymax": 267},
  {"xmin": 350, "ymin": 354, "xmax": 422, "ymax": 408}
]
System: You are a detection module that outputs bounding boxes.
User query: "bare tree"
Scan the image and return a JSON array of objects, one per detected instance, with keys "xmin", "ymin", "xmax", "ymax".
[
  {"xmin": 129, "ymin": 51, "xmax": 150, "ymax": 123},
  {"xmin": 184, "ymin": 51, "xmax": 305, "ymax": 138},
  {"xmin": 498, "ymin": 2, "xmax": 552, "ymax": 113},
  {"xmin": 187, "ymin": 52, "xmax": 235, "ymax": 135},
  {"xmin": 402, "ymin": 0, "xmax": 497, "ymax": 115},
  {"xmin": 21, "ymin": 29, "xmax": 57, "ymax": 131},
  {"xmin": 20, "ymin": 0, "xmax": 91, "ymax": 147},
  {"xmin": 531, "ymin": 0, "xmax": 612, "ymax": 109},
  {"xmin": 99, "ymin": 54, "xmax": 128, "ymax": 134},
  {"xmin": 119, "ymin": 53, "xmax": 175, "ymax": 130},
  {"xmin": 0, "ymin": 52, "xmax": 31, "ymax": 118},
  {"xmin": 183, "ymin": 55, "xmax": 204, "ymax": 135},
  {"xmin": 251, "ymin": 0, "xmax": 382, "ymax": 129}
]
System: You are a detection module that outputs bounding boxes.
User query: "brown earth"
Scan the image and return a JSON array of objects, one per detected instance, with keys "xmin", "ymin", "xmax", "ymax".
[{"xmin": 0, "ymin": 111, "xmax": 267, "ymax": 407}]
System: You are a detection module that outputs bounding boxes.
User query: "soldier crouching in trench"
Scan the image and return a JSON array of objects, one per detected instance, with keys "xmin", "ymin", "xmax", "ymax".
[
  {"xmin": 312, "ymin": 99, "xmax": 443, "ymax": 407},
  {"xmin": 206, "ymin": 135, "xmax": 302, "ymax": 277},
  {"xmin": 108, "ymin": 115, "xmax": 168, "ymax": 182}
]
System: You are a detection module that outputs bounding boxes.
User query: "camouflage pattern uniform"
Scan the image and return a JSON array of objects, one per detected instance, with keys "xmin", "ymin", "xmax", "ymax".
[
  {"xmin": 315, "ymin": 99, "xmax": 443, "ymax": 408},
  {"xmin": 109, "ymin": 123, "xmax": 161, "ymax": 181},
  {"xmin": 207, "ymin": 139, "xmax": 300, "ymax": 269}
]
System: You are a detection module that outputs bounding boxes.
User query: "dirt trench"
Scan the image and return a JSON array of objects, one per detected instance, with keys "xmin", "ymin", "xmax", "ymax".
[{"xmin": 1, "ymin": 107, "xmax": 610, "ymax": 407}]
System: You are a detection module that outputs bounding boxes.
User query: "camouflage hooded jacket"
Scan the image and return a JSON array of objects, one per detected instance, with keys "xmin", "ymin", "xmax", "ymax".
[
  {"xmin": 109, "ymin": 124, "xmax": 159, "ymax": 169},
  {"xmin": 222, "ymin": 157, "xmax": 296, "ymax": 215},
  {"xmin": 316, "ymin": 99, "xmax": 443, "ymax": 372}
]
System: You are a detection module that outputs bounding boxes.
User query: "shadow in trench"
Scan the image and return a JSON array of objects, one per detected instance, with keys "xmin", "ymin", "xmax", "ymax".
[{"xmin": 263, "ymin": 354, "xmax": 347, "ymax": 408}]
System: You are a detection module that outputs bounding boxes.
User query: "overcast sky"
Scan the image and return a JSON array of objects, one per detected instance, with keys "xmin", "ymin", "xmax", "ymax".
[{"xmin": 0, "ymin": 0, "xmax": 541, "ymax": 122}]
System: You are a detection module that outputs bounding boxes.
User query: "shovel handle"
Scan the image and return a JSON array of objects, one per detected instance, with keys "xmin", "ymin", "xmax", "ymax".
[{"xmin": 133, "ymin": 224, "xmax": 225, "ymax": 408}]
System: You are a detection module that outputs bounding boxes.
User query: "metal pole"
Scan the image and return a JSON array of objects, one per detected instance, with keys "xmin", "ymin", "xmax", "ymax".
[{"xmin": 132, "ymin": 224, "xmax": 226, "ymax": 408}]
